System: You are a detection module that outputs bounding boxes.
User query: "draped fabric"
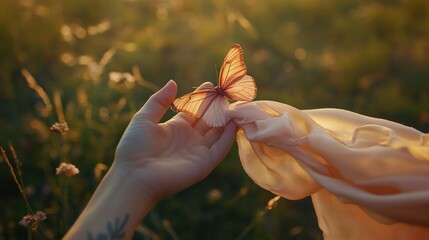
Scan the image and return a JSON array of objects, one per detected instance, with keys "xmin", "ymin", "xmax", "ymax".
[{"xmin": 226, "ymin": 101, "xmax": 429, "ymax": 240}]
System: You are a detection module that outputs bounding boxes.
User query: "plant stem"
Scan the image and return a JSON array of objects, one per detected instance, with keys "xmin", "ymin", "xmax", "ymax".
[
  {"xmin": 234, "ymin": 209, "xmax": 268, "ymax": 240},
  {"xmin": 60, "ymin": 177, "xmax": 69, "ymax": 234},
  {"xmin": 0, "ymin": 147, "xmax": 34, "ymax": 214}
]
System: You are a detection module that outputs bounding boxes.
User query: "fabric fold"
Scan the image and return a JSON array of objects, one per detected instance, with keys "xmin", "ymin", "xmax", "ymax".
[{"xmin": 227, "ymin": 101, "xmax": 429, "ymax": 239}]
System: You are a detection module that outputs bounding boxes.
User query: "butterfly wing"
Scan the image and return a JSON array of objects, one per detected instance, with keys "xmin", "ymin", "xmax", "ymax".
[
  {"xmin": 224, "ymin": 75, "xmax": 257, "ymax": 101},
  {"xmin": 219, "ymin": 44, "xmax": 257, "ymax": 101},
  {"xmin": 171, "ymin": 88, "xmax": 218, "ymax": 118},
  {"xmin": 171, "ymin": 89, "xmax": 228, "ymax": 127},
  {"xmin": 171, "ymin": 43, "xmax": 256, "ymax": 127},
  {"xmin": 201, "ymin": 95, "xmax": 229, "ymax": 127},
  {"xmin": 218, "ymin": 44, "xmax": 247, "ymax": 89}
]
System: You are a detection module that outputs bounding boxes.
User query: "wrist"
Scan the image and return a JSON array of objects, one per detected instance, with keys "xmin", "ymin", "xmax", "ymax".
[
  {"xmin": 102, "ymin": 162, "xmax": 159, "ymax": 214},
  {"xmin": 64, "ymin": 162, "xmax": 158, "ymax": 239},
  {"xmin": 110, "ymin": 160, "xmax": 163, "ymax": 203}
]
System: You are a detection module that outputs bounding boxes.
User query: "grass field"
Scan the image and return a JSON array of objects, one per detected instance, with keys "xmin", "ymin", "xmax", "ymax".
[{"xmin": 1, "ymin": 0, "xmax": 428, "ymax": 239}]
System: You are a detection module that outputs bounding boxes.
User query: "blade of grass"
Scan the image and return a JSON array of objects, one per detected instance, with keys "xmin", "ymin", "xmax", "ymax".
[
  {"xmin": 1, "ymin": 146, "xmax": 33, "ymax": 215},
  {"xmin": 234, "ymin": 196, "xmax": 281, "ymax": 240}
]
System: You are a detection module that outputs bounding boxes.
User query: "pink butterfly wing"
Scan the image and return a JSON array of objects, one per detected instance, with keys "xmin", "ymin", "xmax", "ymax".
[
  {"xmin": 219, "ymin": 44, "xmax": 257, "ymax": 101},
  {"xmin": 171, "ymin": 44, "xmax": 257, "ymax": 127},
  {"xmin": 224, "ymin": 75, "xmax": 257, "ymax": 101},
  {"xmin": 201, "ymin": 95, "xmax": 229, "ymax": 127},
  {"xmin": 171, "ymin": 89, "xmax": 228, "ymax": 127},
  {"xmin": 218, "ymin": 44, "xmax": 247, "ymax": 89},
  {"xmin": 171, "ymin": 88, "xmax": 218, "ymax": 118}
]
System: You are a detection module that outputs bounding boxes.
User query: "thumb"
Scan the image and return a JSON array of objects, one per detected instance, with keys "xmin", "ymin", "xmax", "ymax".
[{"xmin": 137, "ymin": 80, "xmax": 177, "ymax": 123}]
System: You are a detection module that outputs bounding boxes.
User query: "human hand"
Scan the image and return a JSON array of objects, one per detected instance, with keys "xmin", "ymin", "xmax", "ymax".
[{"xmin": 113, "ymin": 80, "xmax": 237, "ymax": 201}]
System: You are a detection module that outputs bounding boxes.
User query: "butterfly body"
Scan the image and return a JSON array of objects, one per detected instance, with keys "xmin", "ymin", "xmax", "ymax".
[
  {"xmin": 171, "ymin": 44, "xmax": 257, "ymax": 127},
  {"xmin": 214, "ymin": 86, "xmax": 232, "ymax": 99}
]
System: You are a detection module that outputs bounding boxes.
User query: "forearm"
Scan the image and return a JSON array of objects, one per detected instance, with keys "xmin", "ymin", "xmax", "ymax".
[{"xmin": 64, "ymin": 163, "xmax": 157, "ymax": 240}]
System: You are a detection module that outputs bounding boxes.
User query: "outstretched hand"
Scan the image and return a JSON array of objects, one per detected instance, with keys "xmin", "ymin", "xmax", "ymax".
[{"xmin": 114, "ymin": 80, "xmax": 237, "ymax": 200}]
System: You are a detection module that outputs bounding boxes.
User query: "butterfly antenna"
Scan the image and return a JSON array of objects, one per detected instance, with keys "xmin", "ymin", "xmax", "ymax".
[{"xmin": 214, "ymin": 64, "xmax": 219, "ymax": 81}]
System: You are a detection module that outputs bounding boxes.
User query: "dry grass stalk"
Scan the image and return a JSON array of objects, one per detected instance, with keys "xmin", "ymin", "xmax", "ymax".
[
  {"xmin": 21, "ymin": 68, "xmax": 53, "ymax": 115},
  {"xmin": 0, "ymin": 146, "xmax": 33, "ymax": 214},
  {"xmin": 132, "ymin": 65, "xmax": 160, "ymax": 92},
  {"xmin": 53, "ymin": 90, "xmax": 65, "ymax": 123},
  {"xmin": 99, "ymin": 48, "xmax": 116, "ymax": 67},
  {"xmin": 266, "ymin": 195, "xmax": 281, "ymax": 210}
]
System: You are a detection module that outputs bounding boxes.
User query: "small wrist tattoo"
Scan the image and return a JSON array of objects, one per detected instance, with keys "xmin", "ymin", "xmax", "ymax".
[{"xmin": 87, "ymin": 213, "xmax": 130, "ymax": 240}]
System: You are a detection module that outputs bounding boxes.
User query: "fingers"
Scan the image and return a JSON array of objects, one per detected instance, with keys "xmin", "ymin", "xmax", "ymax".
[
  {"xmin": 206, "ymin": 121, "xmax": 237, "ymax": 167},
  {"xmin": 201, "ymin": 121, "xmax": 235, "ymax": 149},
  {"xmin": 137, "ymin": 80, "xmax": 177, "ymax": 123},
  {"xmin": 192, "ymin": 118, "xmax": 211, "ymax": 134}
]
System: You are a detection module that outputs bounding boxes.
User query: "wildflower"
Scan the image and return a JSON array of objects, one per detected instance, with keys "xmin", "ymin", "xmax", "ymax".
[
  {"xmin": 33, "ymin": 211, "xmax": 47, "ymax": 221},
  {"xmin": 18, "ymin": 211, "xmax": 47, "ymax": 229},
  {"xmin": 56, "ymin": 162, "xmax": 79, "ymax": 177},
  {"xmin": 50, "ymin": 121, "xmax": 69, "ymax": 135},
  {"xmin": 19, "ymin": 214, "xmax": 33, "ymax": 227}
]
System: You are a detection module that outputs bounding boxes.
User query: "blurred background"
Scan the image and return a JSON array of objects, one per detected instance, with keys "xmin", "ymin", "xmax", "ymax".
[{"xmin": 1, "ymin": 0, "xmax": 428, "ymax": 239}]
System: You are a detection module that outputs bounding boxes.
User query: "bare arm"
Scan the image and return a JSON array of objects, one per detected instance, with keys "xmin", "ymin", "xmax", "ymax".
[{"xmin": 64, "ymin": 80, "xmax": 237, "ymax": 239}]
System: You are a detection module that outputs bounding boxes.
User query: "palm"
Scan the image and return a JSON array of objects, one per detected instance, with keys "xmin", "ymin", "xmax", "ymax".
[{"xmin": 114, "ymin": 81, "xmax": 236, "ymax": 199}]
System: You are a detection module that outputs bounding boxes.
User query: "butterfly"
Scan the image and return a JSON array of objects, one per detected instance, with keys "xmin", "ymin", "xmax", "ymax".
[{"xmin": 171, "ymin": 44, "xmax": 257, "ymax": 127}]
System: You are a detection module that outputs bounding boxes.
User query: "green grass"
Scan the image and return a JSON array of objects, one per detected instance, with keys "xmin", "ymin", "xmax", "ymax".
[{"xmin": 1, "ymin": 0, "xmax": 429, "ymax": 239}]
